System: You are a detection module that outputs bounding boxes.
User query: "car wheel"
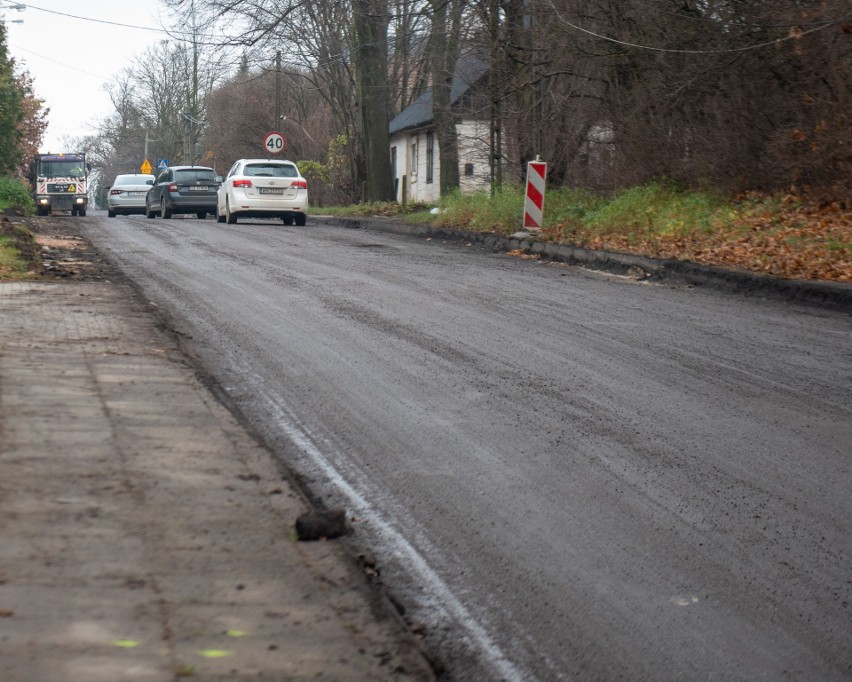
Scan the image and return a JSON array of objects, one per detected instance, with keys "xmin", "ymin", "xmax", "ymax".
[
  {"xmin": 108, "ymin": 209, "xmax": 116, "ymax": 218},
  {"xmin": 162, "ymin": 198, "xmax": 172, "ymax": 219},
  {"xmin": 216, "ymin": 206, "xmax": 225, "ymax": 223},
  {"xmin": 197, "ymin": 212, "xmax": 206, "ymax": 220},
  {"xmin": 294, "ymin": 213, "xmax": 307, "ymax": 227},
  {"xmin": 145, "ymin": 200, "xmax": 156, "ymax": 218},
  {"xmin": 282, "ymin": 215, "xmax": 294, "ymax": 226},
  {"xmin": 226, "ymin": 199, "xmax": 237, "ymax": 224}
]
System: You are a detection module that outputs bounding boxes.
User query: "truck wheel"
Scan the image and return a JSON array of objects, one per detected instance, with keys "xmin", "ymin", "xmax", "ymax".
[
  {"xmin": 78, "ymin": 209, "xmax": 86, "ymax": 217},
  {"xmin": 36, "ymin": 207, "xmax": 47, "ymax": 216},
  {"xmin": 71, "ymin": 206, "xmax": 78, "ymax": 216},
  {"xmin": 108, "ymin": 210, "xmax": 116, "ymax": 218},
  {"xmin": 162, "ymin": 198, "xmax": 172, "ymax": 219},
  {"xmin": 197, "ymin": 212, "xmax": 206, "ymax": 220}
]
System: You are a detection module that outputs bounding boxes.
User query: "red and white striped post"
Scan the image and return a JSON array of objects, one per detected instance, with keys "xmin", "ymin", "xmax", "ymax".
[{"xmin": 523, "ymin": 157, "xmax": 547, "ymax": 230}]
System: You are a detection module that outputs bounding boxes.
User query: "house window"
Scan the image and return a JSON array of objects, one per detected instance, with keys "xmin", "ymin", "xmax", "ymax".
[
  {"xmin": 426, "ymin": 132, "xmax": 434, "ymax": 184},
  {"xmin": 464, "ymin": 163, "xmax": 474, "ymax": 176},
  {"xmin": 410, "ymin": 140, "xmax": 418, "ymax": 177}
]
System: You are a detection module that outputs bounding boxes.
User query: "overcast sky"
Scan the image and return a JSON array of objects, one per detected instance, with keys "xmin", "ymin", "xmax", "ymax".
[{"xmin": 5, "ymin": 1, "xmax": 169, "ymax": 156}]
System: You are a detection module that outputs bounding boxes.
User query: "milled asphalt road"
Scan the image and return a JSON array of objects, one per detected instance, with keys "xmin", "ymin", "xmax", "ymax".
[
  {"xmin": 6, "ymin": 211, "xmax": 850, "ymax": 681},
  {"xmin": 0, "ymin": 277, "xmax": 434, "ymax": 681},
  {"xmin": 77, "ymin": 212, "xmax": 851, "ymax": 681}
]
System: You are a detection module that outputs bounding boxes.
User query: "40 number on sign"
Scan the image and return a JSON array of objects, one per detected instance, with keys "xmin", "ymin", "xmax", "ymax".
[{"xmin": 264, "ymin": 132, "xmax": 286, "ymax": 154}]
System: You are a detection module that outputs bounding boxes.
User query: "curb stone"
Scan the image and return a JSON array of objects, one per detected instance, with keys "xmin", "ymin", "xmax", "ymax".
[{"xmin": 322, "ymin": 216, "xmax": 852, "ymax": 312}]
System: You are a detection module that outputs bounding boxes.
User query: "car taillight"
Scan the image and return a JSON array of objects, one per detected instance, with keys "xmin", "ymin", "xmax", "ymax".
[
  {"xmin": 291, "ymin": 179, "xmax": 307, "ymax": 189},
  {"xmin": 109, "ymin": 189, "xmax": 122, "ymax": 195},
  {"xmin": 168, "ymin": 183, "xmax": 178, "ymax": 192},
  {"xmin": 233, "ymin": 179, "xmax": 252, "ymax": 188}
]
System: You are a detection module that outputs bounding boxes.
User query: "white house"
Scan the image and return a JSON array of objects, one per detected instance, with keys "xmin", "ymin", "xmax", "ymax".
[{"xmin": 388, "ymin": 55, "xmax": 492, "ymax": 204}]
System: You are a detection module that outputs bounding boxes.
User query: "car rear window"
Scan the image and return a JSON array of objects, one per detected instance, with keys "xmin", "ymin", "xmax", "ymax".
[
  {"xmin": 175, "ymin": 169, "xmax": 217, "ymax": 183},
  {"xmin": 244, "ymin": 164, "xmax": 298, "ymax": 178},
  {"xmin": 116, "ymin": 175, "xmax": 154, "ymax": 186}
]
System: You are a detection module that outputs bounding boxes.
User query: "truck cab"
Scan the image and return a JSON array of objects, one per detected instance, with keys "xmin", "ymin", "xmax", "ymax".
[{"xmin": 29, "ymin": 153, "xmax": 90, "ymax": 216}]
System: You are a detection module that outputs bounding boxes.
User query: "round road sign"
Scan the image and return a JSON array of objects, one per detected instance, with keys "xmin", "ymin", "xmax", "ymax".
[{"xmin": 263, "ymin": 131, "xmax": 286, "ymax": 154}]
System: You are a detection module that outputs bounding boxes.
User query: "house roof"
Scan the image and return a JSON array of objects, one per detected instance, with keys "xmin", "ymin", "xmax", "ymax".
[{"xmin": 389, "ymin": 54, "xmax": 488, "ymax": 135}]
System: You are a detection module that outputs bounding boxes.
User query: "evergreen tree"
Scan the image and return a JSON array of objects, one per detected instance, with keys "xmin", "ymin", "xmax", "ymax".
[{"xmin": 0, "ymin": 21, "xmax": 24, "ymax": 175}]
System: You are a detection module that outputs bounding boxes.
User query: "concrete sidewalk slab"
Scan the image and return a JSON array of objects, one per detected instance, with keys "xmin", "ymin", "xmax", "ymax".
[{"xmin": 0, "ymin": 281, "xmax": 434, "ymax": 681}]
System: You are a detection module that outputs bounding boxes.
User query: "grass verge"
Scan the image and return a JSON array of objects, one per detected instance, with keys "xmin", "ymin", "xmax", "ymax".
[{"xmin": 0, "ymin": 176, "xmax": 39, "ymax": 279}]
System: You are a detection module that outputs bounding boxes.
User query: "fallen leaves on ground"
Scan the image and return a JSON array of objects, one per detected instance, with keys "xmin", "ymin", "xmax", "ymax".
[
  {"xmin": 580, "ymin": 199, "xmax": 851, "ymax": 282},
  {"xmin": 507, "ymin": 249, "xmax": 542, "ymax": 260}
]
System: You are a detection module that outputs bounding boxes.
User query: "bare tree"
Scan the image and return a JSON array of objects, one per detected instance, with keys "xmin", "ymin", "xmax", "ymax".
[
  {"xmin": 488, "ymin": 0, "xmax": 851, "ymax": 199},
  {"xmin": 95, "ymin": 70, "xmax": 147, "ymax": 181},
  {"xmin": 86, "ymin": 0, "xmax": 848, "ymax": 205},
  {"xmin": 163, "ymin": 0, "xmax": 377, "ymax": 200},
  {"xmin": 207, "ymin": 67, "xmax": 329, "ymax": 172}
]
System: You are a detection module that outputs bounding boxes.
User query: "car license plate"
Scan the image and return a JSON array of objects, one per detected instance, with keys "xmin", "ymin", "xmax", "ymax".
[
  {"xmin": 128, "ymin": 191, "xmax": 144, "ymax": 196},
  {"xmin": 188, "ymin": 186, "xmax": 208, "ymax": 191},
  {"xmin": 259, "ymin": 187, "xmax": 284, "ymax": 195}
]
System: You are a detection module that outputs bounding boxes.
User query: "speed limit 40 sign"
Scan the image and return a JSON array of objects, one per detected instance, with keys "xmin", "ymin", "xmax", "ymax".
[{"xmin": 264, "ymin": 131, "xmax": 287, "ymax": 154}]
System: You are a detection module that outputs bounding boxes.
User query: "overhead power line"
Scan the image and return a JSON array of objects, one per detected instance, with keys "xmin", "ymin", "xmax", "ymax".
[
  {"xmin": 20, "ymin": 2, "xmax": 203, "ymax": 38},
  {"xmin": 546, "ymin": 3, "xmax": 846, "ymax": 54},
  {"xmin": 10, "ymin": 42, "xmax": 111, "ymax": 79}
]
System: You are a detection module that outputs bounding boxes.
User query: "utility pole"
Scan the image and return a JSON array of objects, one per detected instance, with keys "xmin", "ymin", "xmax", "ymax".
[
  {"xmin": 274, "ymin": 51, "xmax": 281, "ymax": 130},
  {"xmin": 144, "ymin": 131, "xmax": 159, "ymax": 161},
  {"xmin": 181, "ymin": 113, "xmax": 201, "ymax": 166},
  {"xmin": 185, "ymin": 0, "xmax": 200, "ymax": 165}
]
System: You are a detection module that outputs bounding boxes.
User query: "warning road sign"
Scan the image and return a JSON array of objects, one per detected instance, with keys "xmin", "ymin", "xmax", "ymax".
[{"xmin": 140, "ymin": 159, "xmax": 152, "ymax": 175}]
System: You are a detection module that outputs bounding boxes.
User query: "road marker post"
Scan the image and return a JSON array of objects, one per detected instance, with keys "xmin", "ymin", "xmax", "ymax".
[{"xmin": 523, "ymin": 157, "xmax": 547, "ymax": 231}]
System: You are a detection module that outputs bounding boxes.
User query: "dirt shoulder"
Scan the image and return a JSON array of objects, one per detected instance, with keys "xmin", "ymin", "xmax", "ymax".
[{"xmin": 24, "ymin": 214, "xmax": 124, "ymax": 281}]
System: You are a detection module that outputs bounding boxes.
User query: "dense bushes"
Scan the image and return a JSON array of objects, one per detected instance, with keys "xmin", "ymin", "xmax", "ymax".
[{"xmin": 0, "ymin": 176, "xmax": 34, "ymax": 215}]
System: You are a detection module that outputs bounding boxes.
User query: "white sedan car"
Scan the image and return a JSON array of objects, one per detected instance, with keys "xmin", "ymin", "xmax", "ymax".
[
  {"xmin": 216, "ymin": 159, "xmax": 308, "ymax": 226},
  {"xmin": 106, "ymin": 173, "xmax": 156, "ymax": 217}
]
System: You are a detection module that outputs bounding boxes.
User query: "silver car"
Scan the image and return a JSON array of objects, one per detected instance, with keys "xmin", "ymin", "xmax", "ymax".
[
  {"xmin": 106, "ymin": 174, "xmax": 156, "ymax": 217},
  {"xmin": 216, "ymin": 159, "xmax": 308, "ymax": 225}
]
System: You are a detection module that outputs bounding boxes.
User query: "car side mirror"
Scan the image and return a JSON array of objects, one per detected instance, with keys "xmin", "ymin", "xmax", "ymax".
[{"xmin": 104, "ymin": 186, "xmax": 111, "ymax": 190}]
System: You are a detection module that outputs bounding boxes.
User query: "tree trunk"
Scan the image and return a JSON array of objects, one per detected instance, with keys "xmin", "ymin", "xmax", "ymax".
[
  {"xmin": 353, "ymin": 0, "xmax": 395, "ymax": 202},
  {"xmin": 428, "ymin": 0, "xmax": 463, "ymax": 196}
]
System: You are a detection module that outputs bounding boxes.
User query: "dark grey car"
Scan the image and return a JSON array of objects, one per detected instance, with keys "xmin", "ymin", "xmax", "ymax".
[{"xmin": 145, "ymin": 166, "xmax": 221, "ymax": 219}]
